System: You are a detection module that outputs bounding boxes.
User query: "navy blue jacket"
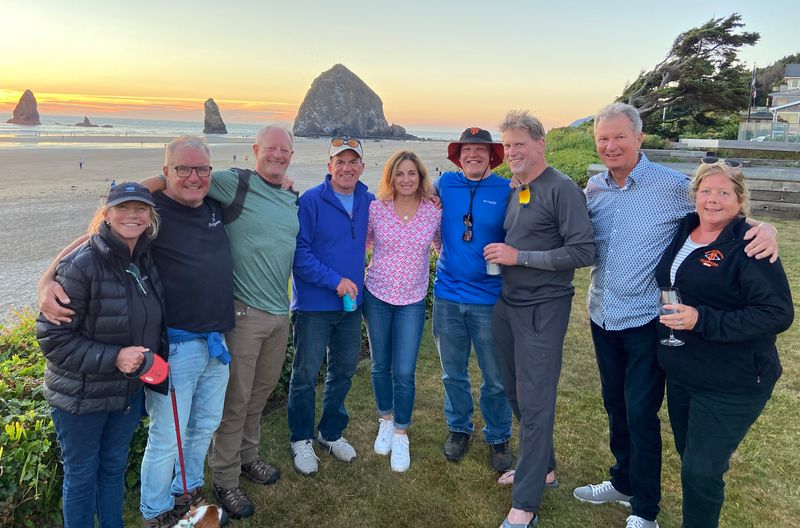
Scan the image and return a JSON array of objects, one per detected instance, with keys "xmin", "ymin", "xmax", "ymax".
[
  {"xmin": 291, "ymin": 174, "xmax": 373, "ymax": 311},
  {"xmin": 655, "ymin": 213, "xmax": 793, "ymax": 394}
]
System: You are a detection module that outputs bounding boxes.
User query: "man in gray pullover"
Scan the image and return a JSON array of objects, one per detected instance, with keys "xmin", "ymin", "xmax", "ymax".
[{"xmin": 484, "ymin": 109, "xmax": 595, "ymax": 528}]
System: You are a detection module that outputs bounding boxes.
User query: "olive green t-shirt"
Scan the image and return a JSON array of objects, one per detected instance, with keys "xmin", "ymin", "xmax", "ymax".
[{"xmin": 209, "ymin": 169, "xmax": 299, "ymax": 315}]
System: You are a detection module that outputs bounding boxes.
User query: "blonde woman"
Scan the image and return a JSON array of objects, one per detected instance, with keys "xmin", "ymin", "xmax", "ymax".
[
  {"xmin": 37, "ymin": 183, "xmax": 168, "ymax": 528},
  {"xmin": 363, "ymin": 150, "xmax": 441, "ymax": 472},
  {"xmin": 655, "ymin": 160, "xmax": 793, "ymax": 527}
]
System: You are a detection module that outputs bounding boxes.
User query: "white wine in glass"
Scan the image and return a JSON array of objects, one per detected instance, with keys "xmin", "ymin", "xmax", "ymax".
[{"xmin": 659, "ymin": 287, "xmax": 685, "ymax": 347}]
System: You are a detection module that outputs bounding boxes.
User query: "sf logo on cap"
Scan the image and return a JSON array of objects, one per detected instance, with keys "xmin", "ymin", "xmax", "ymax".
[{"xmin": 470, "ymin": 127, "xmax": 480, "ymax": 135}]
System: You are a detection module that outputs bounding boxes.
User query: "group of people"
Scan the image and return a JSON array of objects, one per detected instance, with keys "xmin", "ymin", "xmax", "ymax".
[{"xmin": 35, "ymin": 102, "xmax": 792, "ymax": 528}]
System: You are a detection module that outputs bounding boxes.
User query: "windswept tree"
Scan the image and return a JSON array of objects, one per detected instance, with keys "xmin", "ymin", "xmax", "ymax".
[{"xmin": 621, "ymin": 14, "xmax": 759, "ymax": 138}]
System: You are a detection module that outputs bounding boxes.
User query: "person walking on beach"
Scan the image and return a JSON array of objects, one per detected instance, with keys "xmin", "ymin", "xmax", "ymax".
[
  {"xmin": 363, "ymin": 150, "xmax": 441, "ymax": 472},
  {"xmin": 287, "ymin": 136, "xmax": 373, "ymax": 476},
  {"xmin": 574, "ymin": 103, "xmax": 779, "ymax": 528},
  {"xmin": 432, "ymin": 127, "xmax": 515, "ymax": 473},
  {"xmin": 79, "ymin": 158, "xmax": 84, "ymax": 171},
  {"xmin": 39, "ymin": 136, "xmax": 235, "ymax": 528},
  {"xmin": 487, "ymin": 110, "xmax": 594, "ymax": 528}
]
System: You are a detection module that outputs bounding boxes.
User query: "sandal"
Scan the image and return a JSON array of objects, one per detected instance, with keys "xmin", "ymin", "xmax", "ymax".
[{"xmin": 497, "ymin": 470, "xmax": 559, "ymax": 488}]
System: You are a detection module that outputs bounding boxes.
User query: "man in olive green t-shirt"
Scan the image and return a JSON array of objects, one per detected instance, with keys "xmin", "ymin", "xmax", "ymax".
[{"xmin": 206, "ymin": 126, "xmax": 299, "ymax": 519}]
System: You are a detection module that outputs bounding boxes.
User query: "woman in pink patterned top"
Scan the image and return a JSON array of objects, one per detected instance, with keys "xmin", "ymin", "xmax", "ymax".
[{"xmin": 364, "ymin": 150, "xmax": 441, "ymax": 472}]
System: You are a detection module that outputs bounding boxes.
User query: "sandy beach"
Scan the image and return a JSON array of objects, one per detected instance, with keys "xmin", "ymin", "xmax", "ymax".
[{"xmin": 0, "ymin": 135, "xmax": 457, "ymax": 318}]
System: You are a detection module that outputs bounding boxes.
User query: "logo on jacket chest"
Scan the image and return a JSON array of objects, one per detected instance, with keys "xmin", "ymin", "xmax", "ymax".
[{"xmin": 700, "ymin": 249, "xmax": 723, "ymax": 268}]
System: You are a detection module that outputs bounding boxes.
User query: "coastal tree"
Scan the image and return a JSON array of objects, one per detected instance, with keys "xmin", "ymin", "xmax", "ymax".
[{"xmin": 620, "ymin": 13, "xmax": 759, "ymax": 138}]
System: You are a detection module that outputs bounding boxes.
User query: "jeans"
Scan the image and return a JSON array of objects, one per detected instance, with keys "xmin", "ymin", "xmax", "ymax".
[
  {"xmin": 363, "ymin": 288, "xmax": 426, "ymax": 430},
  {"xmin": 667, "ymin": 378, "xmax": 772, "ymax": 528},
  {"xmin": 591, "ymin": 319, "xmax": 664, "ymax": 522},
  {"xmin": 139, "ymin": 338, "xmax": 230, "ymax": 519},
  {"xmin": 51, "ymin": 388, "xmax": 144, "ymax": 528},
  {"xmin": 287, "ymin": 308, "xmax": 362, "ymax": 442},
  {"xmin": 432, "ymin": 297, "xmax": 512, "ymax": 444}
]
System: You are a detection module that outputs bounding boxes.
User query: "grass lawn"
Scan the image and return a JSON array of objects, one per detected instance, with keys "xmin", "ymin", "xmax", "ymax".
[{"xmin": 123, "ymin": 218, "xmax": 799, "ymax": 527}]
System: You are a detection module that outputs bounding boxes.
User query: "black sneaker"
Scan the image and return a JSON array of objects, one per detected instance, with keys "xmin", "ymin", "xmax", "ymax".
[
  {"xmin": 212, "ymin": 483, "xmax": 255, "ymax": 519},
  {"xmin": 141, "ymin": 510, "xmax": 181, "ymax": 528},
  {"xmin": 443, "ymin": 432, "xmax": 471, "ymax": 461},
  {"xmin": 489, "ymin": 441, "xmax": 515, "ymax": 473},
  {"xmin": 241, "ymin": 458, "xmax": 281, "ymax": 485}
]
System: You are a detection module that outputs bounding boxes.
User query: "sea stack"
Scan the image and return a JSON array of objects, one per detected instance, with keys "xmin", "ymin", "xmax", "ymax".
[
  {"xmin": 75, "ymin": 116, "xmax": 99, "ymax": 127},
  {"xmin": 293, "ymin": 64, "xmax": 414, "ymax": 139},
  {"xmin": 203, "ymin": 98, "xmax": 228, "ymax": 134},
  {"xmin": 6, "ymin": 89, "xmax": 41, "ymax": 125}
]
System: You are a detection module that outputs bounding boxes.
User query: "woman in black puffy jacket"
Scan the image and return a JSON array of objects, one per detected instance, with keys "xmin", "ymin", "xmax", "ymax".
[{"xmin": 36, "ymin": 182, "xmax": 167, "ymax": 528}]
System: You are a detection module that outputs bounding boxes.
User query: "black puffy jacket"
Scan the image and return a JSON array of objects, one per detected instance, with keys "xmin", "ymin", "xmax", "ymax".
[{"xmin": 36, "ymin": 223, "xmax": 168, "ymax": 414}]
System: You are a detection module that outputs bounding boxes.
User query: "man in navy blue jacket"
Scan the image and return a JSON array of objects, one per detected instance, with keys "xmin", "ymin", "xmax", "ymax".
[{"xmin": 287, "ymin": 137, "xmax": 374, "ymax": 476}]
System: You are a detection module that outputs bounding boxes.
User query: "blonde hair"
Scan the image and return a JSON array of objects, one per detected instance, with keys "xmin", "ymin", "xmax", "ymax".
[
  {"xmin": 691, "ymin": 161, "xmax": 750, "ymax": 217},
  {"xmin": 376, "ymin": 150, "xmax": 432, "ymax": 201},
  {"xmin": 88, "ymin": 202, "xmax": 161, "ymax": 239}
]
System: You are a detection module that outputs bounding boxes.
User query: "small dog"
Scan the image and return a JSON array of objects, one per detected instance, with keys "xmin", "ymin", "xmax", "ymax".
[{"xmin": 172, "ymin": 504, "xmax": 222, "ymax": 528}]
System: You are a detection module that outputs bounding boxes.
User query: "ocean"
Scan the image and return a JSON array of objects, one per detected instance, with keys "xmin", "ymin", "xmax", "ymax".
[{"xmin": 0, "ymin": 115, "xmax": 464, "ymax": 143}]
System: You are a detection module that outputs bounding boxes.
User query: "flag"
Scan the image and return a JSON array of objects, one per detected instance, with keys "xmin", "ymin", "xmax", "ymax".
[{"xmin": 751, "ymin": 64, "xmax": 757, "ymax": 102}]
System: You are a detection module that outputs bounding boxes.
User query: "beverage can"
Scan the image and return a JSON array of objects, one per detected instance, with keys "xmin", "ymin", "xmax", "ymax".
[
  {"xmin": 342, "ymin": 293, "xmax": 356, "ymax": 312},
  {"xmin": 486, "ymin": 262, "xmax": 501, "ymax": 276}
]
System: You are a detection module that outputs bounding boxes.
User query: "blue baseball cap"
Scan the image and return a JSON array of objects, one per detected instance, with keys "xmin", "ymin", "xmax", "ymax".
[{"xmin": 106, "ymin": 182, "xmax": 155, "ymax": 207}]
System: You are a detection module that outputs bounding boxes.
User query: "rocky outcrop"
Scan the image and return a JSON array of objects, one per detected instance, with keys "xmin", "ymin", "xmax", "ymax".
[
  {"xmin": 293, "ymin": 64, "xmax": 415, "ymax": 139},
  {"xmin": 75, "ymin": 116, "xmax": 99, "ymax": 127},
  {"xmin": 6, "ymin": 89, "xmax": 40, "ymax": 125},
  {"xmin": 203, "ymin": 98, "xmax": 228, "ymax": 134}
]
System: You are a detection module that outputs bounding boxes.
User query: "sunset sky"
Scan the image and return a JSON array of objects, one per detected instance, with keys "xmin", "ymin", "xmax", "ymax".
[{"xmin": 1, "ymin": 0, "xmax": 797, "ymax": 130}]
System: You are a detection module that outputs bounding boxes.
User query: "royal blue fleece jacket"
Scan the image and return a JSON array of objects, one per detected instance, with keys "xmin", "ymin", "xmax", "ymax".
[{"xmin": 291, "ymin": 174, "xmax": 374, "ymax": 311}]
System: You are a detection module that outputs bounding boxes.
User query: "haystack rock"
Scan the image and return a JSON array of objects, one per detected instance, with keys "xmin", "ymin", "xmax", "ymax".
[
  {"xmin": 203, "ymin": 98, "xmax": 228, "ymax": 134},
  {"xmin": 293, "ymin": 64, "xmax": 414, "ymax": 139},
  {"xmin": 6, "ymin": 89, "xmax": 41, "ymax": 125}
]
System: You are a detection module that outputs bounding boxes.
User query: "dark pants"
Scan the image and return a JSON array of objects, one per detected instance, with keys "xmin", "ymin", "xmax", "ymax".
[
  {"xmin": 50, "ymin": 389, "xmax": 144, "ymax": 528},
  {"xmin": 493, "ymin": 296, "xmax": 570, "ymax": 513},
  {"xmin": 287, "ymin": 308, "xmax": 362, "ymax": 442},
  {"xmin": 667, "ymin": 378, "xmax": 772, "ymax": 528},
  {"xmin": 590, "ymin": 319, "xmax": 664, "ymax": 522}
]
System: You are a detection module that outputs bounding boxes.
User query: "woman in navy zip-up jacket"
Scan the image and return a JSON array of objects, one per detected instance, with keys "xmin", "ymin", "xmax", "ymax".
[{"xmin": 653, "ymin": 161, "xmax": 793, "ymax": 528}]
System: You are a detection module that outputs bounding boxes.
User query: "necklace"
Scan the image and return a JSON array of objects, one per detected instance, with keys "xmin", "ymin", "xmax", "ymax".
[{"xmin": 394, "ymin": 198, "xmax": 419, "ymax": 223}]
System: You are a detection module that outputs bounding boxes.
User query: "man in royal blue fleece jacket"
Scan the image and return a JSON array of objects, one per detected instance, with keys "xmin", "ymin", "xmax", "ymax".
[{"xmin": 287, "ymin": 137, "xmax": 374, "ymax": 476}]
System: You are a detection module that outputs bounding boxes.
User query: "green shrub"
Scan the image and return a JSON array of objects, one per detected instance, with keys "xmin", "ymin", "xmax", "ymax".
[
  {"xmin": 546, "ymin": 148, "xmax": 599, "ymax": 188},
  {"xmin": 546, "ymin": 126, "xmax": 596, "ymax": 152},
  {"xmin": 0, "ymin": 309, "xmax": 61, "ymax": 528},
  {"xmin": 642, "ymin": 134, "xmax": 670, "ymax": 150}
]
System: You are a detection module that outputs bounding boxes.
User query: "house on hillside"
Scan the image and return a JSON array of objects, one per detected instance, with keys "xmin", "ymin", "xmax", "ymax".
[{"xmin": 739, "ymin": 64, "xmax": 800, "ymax": 142}]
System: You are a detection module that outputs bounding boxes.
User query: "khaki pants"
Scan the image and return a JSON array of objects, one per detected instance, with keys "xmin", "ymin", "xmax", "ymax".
[{"xmin": 210, "ymin": 299, "xmax": 289, "ymax": 487}]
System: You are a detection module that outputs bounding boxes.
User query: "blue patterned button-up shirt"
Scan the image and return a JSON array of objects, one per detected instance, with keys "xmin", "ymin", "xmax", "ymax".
[{"xmin": 586, "ymin": 154, "xmax": 693, "ymax": 330}]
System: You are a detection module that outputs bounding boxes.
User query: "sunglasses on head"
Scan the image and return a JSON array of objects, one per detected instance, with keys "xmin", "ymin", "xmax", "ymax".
[
  {"xmin": 519, "ymin": 185, "xmax": 531, "ymax": 208},
  {"xmin": 700, "ymin": 156, "xmax": 742, "ymax": 168},
  {"xmin": 462, "ymin": 213, "xmax": 473, "ymax": 242},
  {"xmin": 331, "ymin": 137, "xmax": 361, "ymax": 149}
]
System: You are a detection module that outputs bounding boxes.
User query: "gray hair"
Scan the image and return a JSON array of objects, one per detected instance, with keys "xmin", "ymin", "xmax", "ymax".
[
  {"xmin": 594, "ymin": 102, "xmax": 642, "ymax": 135},
  {"xmin": 164, "ymin": 135, "xmax": 211, "ymax": 165},
  {"xmin": 256, "ymin": 125, "xmax": 294, "ymax": 149},
  {"xmin": 499, "ymin": 109, "xmax": 545, "ymax": 141}
]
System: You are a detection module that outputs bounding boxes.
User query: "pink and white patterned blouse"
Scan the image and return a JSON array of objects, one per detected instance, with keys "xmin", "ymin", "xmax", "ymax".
[{"xmin": 365, "ymin": 198, "xmax": 442, "ymax": 305}]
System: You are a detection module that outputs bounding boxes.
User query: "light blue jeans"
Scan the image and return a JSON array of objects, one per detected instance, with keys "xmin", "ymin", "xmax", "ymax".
[
  {"xmin": 432, "ymin": 297, "xmax": 512, "ymax": 444},
  {"xmin": 363, "ymin": 288, "xmax": 426, "ymax": 430},
  {"xmin": 139, "ymin": 338, "xmax": 229, "ymax": 519}
]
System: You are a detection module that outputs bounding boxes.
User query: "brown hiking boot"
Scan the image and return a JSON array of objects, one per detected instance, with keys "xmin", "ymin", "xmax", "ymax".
[
  {"xmin": 142, "ymin": 509, "xmax": 180, "ymax": 528},
  {"xmin": 241, "ymin": 458, "xmax": 281, "ymax": 485},
  {"xmin": 172, "ymin": 487, "xmax": 208, "ymax": 518},
  {"xmin": 213, "ymin": 483, "xmax": 254, "ymax": 519}
]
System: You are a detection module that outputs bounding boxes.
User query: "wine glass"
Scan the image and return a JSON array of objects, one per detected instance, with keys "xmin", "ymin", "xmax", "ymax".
[{"xmin": 659, "ymin": 287, "xmax": 685, "ymax": 347}]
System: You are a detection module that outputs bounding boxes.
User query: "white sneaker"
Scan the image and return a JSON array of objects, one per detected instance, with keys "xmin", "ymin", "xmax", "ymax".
[
  {"xmin": 390, "ymin": 433, "xmax": 410, "ymax": 472},
  {"xmin": 373, "ymin": 418, "xmax": 395, "ymax": 455},
  {"xmin": 290, "ymin": 439, "xmax": 319, "ymax": 476},
  {"xmin": 626, "ymin": 515, "xmax": 659, "ymax": 528},
  {"xmin": 316, "ymin": 432, "xmax": 357, "ymax": 462}
]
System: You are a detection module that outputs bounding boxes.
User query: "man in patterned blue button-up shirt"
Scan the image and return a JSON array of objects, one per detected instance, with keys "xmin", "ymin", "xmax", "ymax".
[{"xmin": 573, "ymin": 102, "xmax": 778, "ymax": 528}]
